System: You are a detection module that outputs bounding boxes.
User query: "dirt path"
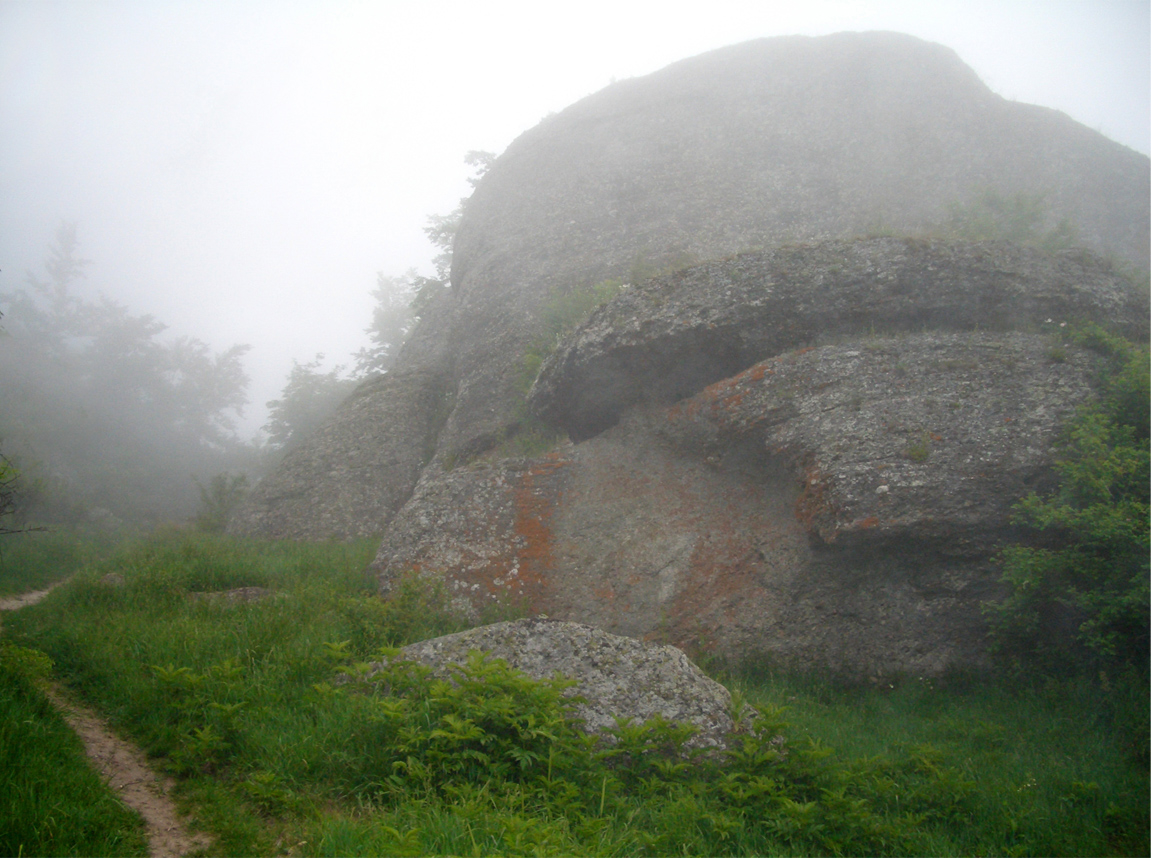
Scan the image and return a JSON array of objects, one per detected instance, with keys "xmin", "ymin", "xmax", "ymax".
[
  {"xmin": 2, "ymin": 584, "xmax": 212, "ymax": 857},
  {"xmin": 44, "ymin": 685, "xmax": 213, "ymax": 858},
  {"xmin": 0, "ymin": 581, "xmax": 62, "ymax": 610}
]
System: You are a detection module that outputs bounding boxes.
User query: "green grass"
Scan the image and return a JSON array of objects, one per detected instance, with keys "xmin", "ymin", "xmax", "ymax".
[
  {"xmin": 0, "ymin": 642, "xmax": 148, "ymax": 857},
  {"xmin": 2, "ymin": 530, "xmax": 1147, "ymax": 856},
  {"xmin": 0, "ymin": 528, "xmax": 117, "ymax": 596},
  {"xmin": 724, "ymin": 664, "xmax": 1150, "ymax": 858}
]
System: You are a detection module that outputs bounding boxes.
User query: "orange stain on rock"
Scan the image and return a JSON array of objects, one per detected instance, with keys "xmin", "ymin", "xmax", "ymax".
[
  {"xmin": 508, "ymin": 452, "xmax": 568, "ymax": 611},
  {"xmin": 795, "ymin": 460, "xmax": 835, "ymax": 540}
]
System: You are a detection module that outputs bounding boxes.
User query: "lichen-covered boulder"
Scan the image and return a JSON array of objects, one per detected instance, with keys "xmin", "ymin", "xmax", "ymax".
[
  {"xmin": 370, "ymin": 239, "xmax": 1147, "ymax": 676},
  {"xmin": 374, "ymin": 617, "xmax": 749, "ymax": 750},
  {"xmin": 658, "ymin": 330, "xmax": 1100, "ymax": 553}
]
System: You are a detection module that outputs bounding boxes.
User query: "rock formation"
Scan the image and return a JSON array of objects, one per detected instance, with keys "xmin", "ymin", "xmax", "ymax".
[
  {"xmin": 530, "ymin": 239, "xmax": 1147, "ymax": 441},
  {"xmin": 372, "ymin": 239, "xmax": 1146, "ymax": 674},
  {"xmin": 229, "ymin": 367, "xmax": 452, "ymax": 540},
  {"xmin": 369, "ymin": 617, "xmax": 752, "ymax": 749},
  {"xmin": 230, "ymin": 32, "xmax": 1150, "ymax": 674}
]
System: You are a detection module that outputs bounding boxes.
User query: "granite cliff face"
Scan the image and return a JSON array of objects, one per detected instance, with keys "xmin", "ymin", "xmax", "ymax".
[{"xmin": 230, "ymin": 33, "xmax": 1149, "ymax": 673}]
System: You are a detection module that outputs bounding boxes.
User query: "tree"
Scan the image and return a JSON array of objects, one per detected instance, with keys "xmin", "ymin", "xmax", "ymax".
[
  {"xmin": 423, "ymin": 150, "xmax": 495, "ymax": 282},
  {"xmin": 351, "ymin": 152, "xmax": 496, "ymax": 378},
  {"xmin": 194, "ymin": 472, "xmax": 249, "ymax": 533},
  {"xmin": 352, "ymin": 272, "xmax": 419, "ymax": 377},
  {"xmin": 0, "ymin": 452, "xmax": 25, "ymax": 535},
  {"xmin": 0, "ymin": 226, "xmax": 254, "ymax": 524},
  {"xmin": 264, "ymin": 355, "xmax": 357, "ymax": 452}
]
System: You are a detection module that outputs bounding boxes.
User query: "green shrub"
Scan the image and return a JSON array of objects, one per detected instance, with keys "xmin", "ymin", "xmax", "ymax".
[
  {"xmin": 938, "ymin": 188, "xmax": 1081, "ymax": 251},
  {"xmin": 986, "ymin": 325, "xmax": 1149, "ymax": 672}
]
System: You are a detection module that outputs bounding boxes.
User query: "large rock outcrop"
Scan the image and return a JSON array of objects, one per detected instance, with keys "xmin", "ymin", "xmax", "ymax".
[
  {"xmin": 370, "ymin": 617, "xmax": 751, "ymax": 750},
  {"xmin": 232, "ymin": 33, "xmax": 1149, "ymax": 675},
  {"xmin": 372, "ymin": 239, "xmax": 1146, "ymax": 674},
  {"xmin": 231, "ymin": 31, "xmax": 1149, "ymax": 542},
  {"xmin": 228, "ymin": 368, "xmax": 451, "ymax": 540}
]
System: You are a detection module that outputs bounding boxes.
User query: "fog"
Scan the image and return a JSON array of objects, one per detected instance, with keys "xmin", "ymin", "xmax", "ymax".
[{"xmin": 2, "ymin": 0, "xmax": 1148, "ymax": 440}]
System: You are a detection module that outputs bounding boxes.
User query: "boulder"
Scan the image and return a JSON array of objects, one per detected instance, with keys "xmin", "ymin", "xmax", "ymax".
[
  {"xmin": 444, "ymin": 32, "xmax": 1148, "ymax": 460},
  {"xmin": 371, "ymin": 241, "xmax": 1146, "ymax": 675},
  {"xmin": 243, "ymin": 33, "xmax": 1150, "ymax": 675},
  {"xmin": 373, "ymin": 617, "xmax": 752, "ymax": 750}
]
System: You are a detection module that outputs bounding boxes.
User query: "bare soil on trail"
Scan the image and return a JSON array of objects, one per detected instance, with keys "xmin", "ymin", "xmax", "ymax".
[
  {"xmin": 44, "ymin": 685, "xmax": 213, "ymax": 858},
  {"xmin": 2, "ymin": 583, "xmax": 212, "ymax": 858},
  {"xmin": 0, "ymin": 581, "xmax": 62, "ymax": 610}
]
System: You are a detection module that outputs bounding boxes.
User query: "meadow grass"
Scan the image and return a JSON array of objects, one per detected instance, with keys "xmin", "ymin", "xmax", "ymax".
[
  {"xmin": 724, "ymin": 662, "xmax": 1150, "ymax": 858},
  {"xmin": 0, "ymin": 527, "xmax": 119, "ymax": 595},
  {"xmin": 2, "ymin": 529, "xmax": 1147, "ymax": 856}
]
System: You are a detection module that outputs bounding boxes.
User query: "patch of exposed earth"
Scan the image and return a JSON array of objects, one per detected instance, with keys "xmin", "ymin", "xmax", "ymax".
[
  {"xmin": 0, "ymin": 581, "xmax": 63, "ymax": 611},
  {"xmin": 2, "ymin": 583, "xmax": 211, "ymax": 857}
]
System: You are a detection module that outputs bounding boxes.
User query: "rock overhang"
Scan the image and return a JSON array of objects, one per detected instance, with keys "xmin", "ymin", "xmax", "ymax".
[{"xmin": 528, "ymin": 238, "xmax": 1148, "ymax": 443}]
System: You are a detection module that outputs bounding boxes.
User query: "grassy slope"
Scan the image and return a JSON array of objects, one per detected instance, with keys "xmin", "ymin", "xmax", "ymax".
[
  {"xmin": 1, "ymin": 530, "xmax": 1147, "ymax": 857},
  {"xmin": 729, "ymin": 665, "xmax": 1149, "ymax": 858},
  {"xmin": 0, "ymin": 529, "xmax": 118, "ymax": 596}
]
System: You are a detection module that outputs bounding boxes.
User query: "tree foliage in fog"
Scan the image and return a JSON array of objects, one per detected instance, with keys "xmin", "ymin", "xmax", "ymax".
[
  {"xmin": 987, "ymin": 326, "xmax": 1149, "ymax": 674},
  {"xmin": 423, "ymin": 150, "xmax": 495, "ymax": 283},
  {"xmin": 351, "ymin": 273, "xmax": 420, "ymax": 377},
  {"xmin": 264, "ymin": 355, "xmax": 357, "ymax": 452},
  {"xmin": 194, "ymin": 472, "xmax": 249, "ymax": 533},
  {"xmin": 0, "ymin": 225, "xmax": 254, "ymax": 525},
  {"xmin": 265, "ymin": 152, "xmax": 497, "ymax": 451}
]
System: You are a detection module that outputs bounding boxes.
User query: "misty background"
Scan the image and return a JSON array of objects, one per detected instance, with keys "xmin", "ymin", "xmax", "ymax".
[{"xmin": 1, "ymin": 0, "xmax": 1148, "ymax": 524}]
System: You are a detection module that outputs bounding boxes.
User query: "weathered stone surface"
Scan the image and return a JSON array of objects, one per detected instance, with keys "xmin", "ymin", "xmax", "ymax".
[
  {"xmin": 372, "ymin": 335, "xmax": 1101, "ymax": 674},
  {"xmin": 530, "ymin": 238, "xmax": 1147, "ymax": 441},
  {"xmin": 371, "ymin": 239, "xmax": 1147, "ymax": 675},
  {"xmin": 442, "ymin": 32, "xmax": 1147, "ymax": 460},
  {"xmin": 374, "ymin": 453, "xmax": 573, "ymax": 612},
  {"xmin": 245, "ymin": 32, "xmax": 1147, "ymax": 541},
  {"xmin": 374, "ymin": 617, "xmax": 749, "ymax": 749},
  {"xmin": 228, "ymin": 368, "xmax": 451, "ymax": 540},
  {"xmin": 659, "ymin": 331, "xmax": 1097, "ymax": 552},
  {"xmin": 247, "ymin": 33, "xmax": 1148, "ymax": 676}
]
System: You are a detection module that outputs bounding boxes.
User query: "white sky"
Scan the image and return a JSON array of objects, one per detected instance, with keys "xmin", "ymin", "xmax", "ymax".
[{"xmin": 1, "ymin": 0, "xmax": 1147, "ymax": 438}]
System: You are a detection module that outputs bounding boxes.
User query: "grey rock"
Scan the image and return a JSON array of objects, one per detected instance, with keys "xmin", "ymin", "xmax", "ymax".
[
  {"xmin": 246, "ymin": 32, "xmax": 1147, "ymax": 540},
  {"xmin": 188, "ymin": 587, "xmax": 276, "ymax": 603},
  {"xmin": 445, "ymin": 32, "xmax": 1147, "ymax": 459},
  {"xmin": 658, "ymin": 331, "xmax": 1097, "ymax": 552},
  {"xmin": 228, "ymin": 368, "xmax": 452, "ymax": 540},
  {"xmin": 372, "ymin": 245, "xmax": 1145, "ymax": 676},
  {"xmin": 243, "ymin": 34, "xmax": 1149, "ymax": 676},
  {"xmin": 374, "ymin": 617, "xmax": 751, "ymax": 750},
  {"xmin": 530, "ymin": 238, "xmax": 1147, "ymax": 441}
]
